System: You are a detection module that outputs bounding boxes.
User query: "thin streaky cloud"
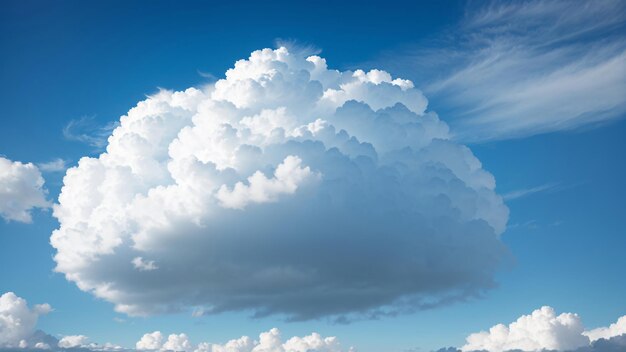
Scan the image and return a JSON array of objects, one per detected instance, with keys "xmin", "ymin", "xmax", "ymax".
[
  {"xmin": 62, "ymin": 116, "xmax": 118, "ymax": 150},
  {"xmin": 373, "ymin": 0, "xmax": 626, "ymax": 142},
  {"xmin": 502, "ymin": 182, "xmax": 558, "ymax": 201}
]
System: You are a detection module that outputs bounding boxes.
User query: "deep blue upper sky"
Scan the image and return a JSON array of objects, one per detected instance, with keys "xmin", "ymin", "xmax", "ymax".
[
  {"xmin": 1, "ymin": 1, "xmax": 625, "ymax": 351},
  {"xmin": 0, "ymin": 0, "xmax": 462, "ymax": 164}
]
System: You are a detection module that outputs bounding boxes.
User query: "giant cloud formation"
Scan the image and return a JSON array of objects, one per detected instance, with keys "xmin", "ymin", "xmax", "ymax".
[{"xmin": 51, "ymin": 47, "xmax": 509, "ymax": 320}]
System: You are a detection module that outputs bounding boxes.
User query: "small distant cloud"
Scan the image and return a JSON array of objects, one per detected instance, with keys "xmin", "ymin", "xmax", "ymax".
[
  {"xmin": 37, "ymin": 159, "xmax": 69, "ymax": 173},
  {"xmin": 131, "ymin": 257, "xmax": 157, "ymax": 272},
  {"xmin": 0, "ymin": 157, "xmax": 50, "ymax": 223},
  {"xmin": 58, "ymin": 336, "xmax": 89, "ymax": 349},
  {"xmin": 34, "ymin": 342, "xmax": 51, "ymax": 349},
  {"xmin": 62, "ymin": 116, "xmax": 118, "ymax": 150}
]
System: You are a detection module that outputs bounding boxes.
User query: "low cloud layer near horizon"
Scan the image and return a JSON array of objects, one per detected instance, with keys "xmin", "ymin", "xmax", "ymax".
[
  {"xmin": 2, "ymin": 292, "xmax": 626, "ymax": 352},
  {"xmin": 454, "ymin": 306, "xmax": 626, "ymax": 352},
  {"xmin": 50, "ymin": 46, "xmax": 510, "ymax": 321}
]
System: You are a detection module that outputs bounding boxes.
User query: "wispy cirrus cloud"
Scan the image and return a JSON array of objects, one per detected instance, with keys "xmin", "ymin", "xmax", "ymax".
[
  {"xmin": 376, "ymin": 0, "xmax": 626, "ymax": 142},
  {"xmin": 502, "ymin": 182, "xmax": 558, "ymax": 201},
  {"xmin": 62, "ymin": 116, "xmax": 118, "ymax": 150}
]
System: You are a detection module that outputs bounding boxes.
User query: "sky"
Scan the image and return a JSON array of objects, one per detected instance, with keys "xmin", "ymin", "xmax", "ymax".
[{"xmin": 0, "ymin": 1, "xmax": 625, "ymax": 352}]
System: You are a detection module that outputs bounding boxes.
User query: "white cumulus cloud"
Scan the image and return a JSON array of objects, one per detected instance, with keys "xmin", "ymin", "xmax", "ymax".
[
  {"xmin": 137, "ymin": 332, "xmax": 164, "ymax": 350},
  {"xmin": 50, "ymin": 46, "xmax": 509, "ymax": 321},
  {"xmin": 139, "ymin": 328, "xmax": 351, "ymax": 352},
  {"xmin": 283, "ymin": 331, "xmax": 345, "ymax": 352},
  {"xmin": 0, "ymin": 292, "xmax": 52, "ymax": 348},
  {"xmin": 216, "ymin": 155, "xmax": 317, "ymax": 209},
  {"xmin": 161, "ymin": 334, "xmax": 192, "ymax": 352},
  {"xmin": 34, "ymin": 342, "xmax": 51, "ymax": 349},
  {"xmin": 58, "ymin": 335, "xmax": 89, "ymax": 349},
  {"xmin": 0, "ymin": 157, "xmax": 50, "ymax": 223},
  {"xmin": 460, "ymin": 306, "xmax": 626, "ymax": 352},
  {"xmin": 584, "ymin": 315, "xmax": 626, "ymax": 342}
]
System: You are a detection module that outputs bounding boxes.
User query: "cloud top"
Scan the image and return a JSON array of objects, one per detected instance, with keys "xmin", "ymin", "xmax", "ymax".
[{"xmin": 51, "ymin": 47, "xmax": 509, "ymax": 320}]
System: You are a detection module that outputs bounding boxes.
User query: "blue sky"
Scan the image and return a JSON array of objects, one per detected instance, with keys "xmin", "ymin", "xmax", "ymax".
[{"xmin": 1, "ymin": 1, "xmax": 625, "ymax": 352}]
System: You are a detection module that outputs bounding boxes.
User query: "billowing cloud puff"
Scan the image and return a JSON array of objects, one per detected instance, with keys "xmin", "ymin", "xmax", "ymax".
[
  {"xmin": 461, "ymin": 306, "xmax": 612, "ymax": 352},
  {"xmin": 0, "ymin": 292, "xmax": 52, "ymax": 348},
  {"xmin": 136, "ymin": 332, "xmax": 163, "ymax": 350},
  {"xmin": 282, "ymin": 330, "xmax": 345, "ymax": 352},
  {"xmin": 0, "ymin": 157, "xmax": 49, "ymax": 223},
  {"xmin": 584, "ymin": 315, "xmax": 626, "ymax": 343},
  {"xmin": 138, "ymin": 328, "xmax": 350, "ymax": 352},
  {"xmin": 162, "ymin": 334, "xmax": 192, "ymax": 352},
  {"xmin": 58, "ymin": 336, "xmax": 89, "ymax": 349},
  {"xmin": 34, "ymin": 342, "xmax": 51, "ymax": 349},
  {"xmin": 51, "ymin": 47, "xmax": 509, "ymax": 320}
]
